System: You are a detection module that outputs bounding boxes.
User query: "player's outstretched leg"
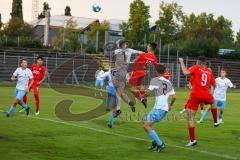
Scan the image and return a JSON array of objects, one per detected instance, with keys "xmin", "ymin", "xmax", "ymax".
[
  {"xmin": 139, "ymin": 85, "xmax": 147, "ymax": 108},
  {"xmin": 108, "ymin": 110, "xmax": 122, "ymax": 128},
  {"xmin": 218, "ymin": 109, "xmax": 224, "ymax": 123},
  {"xmin": 6, "ymin": 105, "xmax": 15, "ymax": 117},
  {"xmin": 106, "ymin": 93, "xmax": 112, "ymax": 112},
  {"xmin": 6, "ymin": 99, "xmax": 29, "ymax": 117},
  {"xmin": 19, "ymin": 101, "xmax": 30, "ymax": 116},
  {"xmin": 34, "ymin": 93, "xmax": 40, "ymax": 115},
  {"xmin": 130, "ymin": 85, "xmax": 147, "ymax": 108},
  {"xmin": 19, "ymin": 94, "xmax": 28, "ymax": 113},
  {"xmin": 197, "ymin": 109, "xmax": 208, "ymax": 123},
  {"xmin": 107, "ymin": 93, "xmax": 121, "ymax": 128},
  {"xmin": 216, "ymin": 101, "xmax": 225, "ymax": 124},
  {"xmin": 186, "ymin": 109, "xmax": 197, "ymax": 146},
  {"xmin": 120, "ymin": 92, "xmax": 135, "ymax": 112},
  {"xmin": 180, "ymin": 108, "xmax": 186, "ymax": 114},
  {"xmin": 108, "ymin": 112, "xmax": 115, "ymax": 128},
  {"xmin": 144, "ymin": 122, "xmax": 165, "ymax": 152},
  {"xmin": 181, "ymin": 100, "xmax": 189, "ymax": 114},
  {"xmin": 6, "ymin": 96, "xmax": 21, "ymax": 117},
  {"xmin": 94, "ymin": 80, "xmax": 99, "ymax": 97},
  {"xmin": 144, "ymin": 109, "xmax": 167, "ymax": 152},
  {"xmin": 197, "ymin": 105, "xmax": 211, "ymax": 123},
  {"xmin": 211, "ymin": 104, "xmax": 220, "ymax": 127}
]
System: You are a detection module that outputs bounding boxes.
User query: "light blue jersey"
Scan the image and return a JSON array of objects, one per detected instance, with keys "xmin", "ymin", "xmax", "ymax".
[
  {"xmin": 13, "ymin": 67, "xmax": 33, "ymax": 91},
  {"xmin": 100, "ymin": 69, "xmax": 115, "ymax": 94},
  {"xmin": 145, "ymin": 77, "xmax": 175, "ymax": 122}
]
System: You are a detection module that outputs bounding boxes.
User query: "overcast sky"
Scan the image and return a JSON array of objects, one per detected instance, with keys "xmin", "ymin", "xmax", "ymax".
[{"xmin": 1, "ymin": 0, "xmax": 240, "ymax": 32}]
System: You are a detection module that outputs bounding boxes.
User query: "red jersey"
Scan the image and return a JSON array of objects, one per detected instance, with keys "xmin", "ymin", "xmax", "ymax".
[
  {"xmin": 31, "ymin": 64, "xmax": 47, "ymax": 83},
  {"xmin": 132, "ymin": 52, "xmax": 157, "ymax": 73},
  {"xmin": 164, "ymin": 69, "xmax": 171, "ymax": 80},
  {"xmin": 189, "ymin": 65, "xmax": 215, "ymax": 98}
]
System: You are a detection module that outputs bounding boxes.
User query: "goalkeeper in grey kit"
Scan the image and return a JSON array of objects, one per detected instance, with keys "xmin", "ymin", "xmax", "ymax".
[{"xmin": 112, "ymin": 39, "xmax": 142, "ymax": 112}]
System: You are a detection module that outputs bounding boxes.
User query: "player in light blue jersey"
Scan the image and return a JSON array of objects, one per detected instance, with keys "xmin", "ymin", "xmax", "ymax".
[
  {"xmin": 100, "ymin": 68, "xmax": 121, "ymax": 128},
  {"xmin": 5, "ymin": 59, "xmax": 34, "ymax": 117},
  {"xmin": 197, "ymin": 69, "xmax": 236, "ymax": 124},
  {"xmin": 143, "ymin": 64, "xmax": 176, "ymax": 152}
]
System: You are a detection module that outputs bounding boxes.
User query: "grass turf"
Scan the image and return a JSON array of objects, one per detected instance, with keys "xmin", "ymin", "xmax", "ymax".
[{"xmin": 0, "ymin": 86, "xmax": 239, "ymax": 160}]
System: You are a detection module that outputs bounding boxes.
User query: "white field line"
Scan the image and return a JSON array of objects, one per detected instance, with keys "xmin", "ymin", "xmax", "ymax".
[{"xmin": 1, "ymin": 109, "xmax": 237, "ymax": 160}]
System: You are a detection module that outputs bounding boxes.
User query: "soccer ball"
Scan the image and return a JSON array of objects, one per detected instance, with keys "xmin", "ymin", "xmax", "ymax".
[{"xmin": 92, "ymin": 3, "xmax": 101, "ymax": 13}]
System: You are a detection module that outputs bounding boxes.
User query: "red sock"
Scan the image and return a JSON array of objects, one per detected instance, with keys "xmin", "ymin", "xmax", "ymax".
[
  {"xmin": 139, "ymin": 85, "xmax": 145, "ymax": 95},
  {"xmin": 140, "ymin": 89, "xmax": 145, "ymax": 96},
  {"xmin": 131, "ymin": 91, "xmax": 141, "ymax": 100},
  {"xmin": 188, "ymin": 127, "xmax": 195, "ymax": 142},
  {"xmin": 211, "ymin": 108, "xmax": 218, "ymax": 123},
  {"xmin": 34, "ymin": 94, "xmax": 40, "ymax": 112},
  {"xmin": 23, "ymin": 95, "xmax": 27, "ymax": 104}
]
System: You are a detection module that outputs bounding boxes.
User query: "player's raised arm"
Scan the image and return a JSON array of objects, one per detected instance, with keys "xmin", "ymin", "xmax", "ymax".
[
  {"xmin": 179, "ymin": 58, "xmax": 190, "ymax": 75},
  {"xmin": 128, "ymin": 48, "xmax": 142, "ymax": 55}
]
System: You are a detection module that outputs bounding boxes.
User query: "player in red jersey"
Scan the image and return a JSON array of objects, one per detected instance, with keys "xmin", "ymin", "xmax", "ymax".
[
  {"xmin": 21, "ymin": 56, "xmax": 47, "ymax": 115},
  {"xmin": 179, "ymin": 56, "xmax": 220, "ymax": 147},
  {"xmin": 180, "ymin": 76, "xmax": 205, "ymax": 114},
  {"xmin": 128, "ymin": 42, "xmax": 158, "ymax": 108}
]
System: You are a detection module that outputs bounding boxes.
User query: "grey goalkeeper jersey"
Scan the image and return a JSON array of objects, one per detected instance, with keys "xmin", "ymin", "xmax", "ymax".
[
  {"xmin": 114, "ymin": 48, "xmax": 142, "ymax": 68},
  {"xmin": 112, "ymin": 48, "xmax": 141, "ymax": 88}
]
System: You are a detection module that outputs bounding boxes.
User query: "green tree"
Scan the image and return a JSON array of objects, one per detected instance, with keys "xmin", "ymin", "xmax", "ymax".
[
  {"xmin": 11, "ymin": 0, "xmax": 23, "ymax": 20},
  {"xmin": 122, "ymin": 0, "xmax": 150, "ymax": 47},
  {"xmin": 215, "ymin": 16, "xmax": 234, "ymax": 48},
  {"xmin": 65, "ymin": 6, "xmax": 72, "ymax": 16},
  {"xmin": 155, "ymin": 1, "xmax": 184, "ymax": 44},
  {"xmin": 235, "ymin": 30, "xmax": 240, "ymax": 51},
  {"xmin": 180, "ymin": 13, "xmax": 234, "ymax": 57},
  {"xmin": 3, "ymin": 17, "xmax": 34, "ymax": 37},
  {"xmin": 87, "ymin": 20, "xmax": 110, "ymax": 52},
  {"xmin": 38, "ymin": 2, "xmax": 50, "ymax": 19},
  {"xmin": 1, "ymin": 17, "xmax": 41, "ymax": 48},
  {"xmin": 0, "ymin": 13, "xmax": 3, "ymax": 29},
  {"xmin": 53, "ymin": 19, "xmax": 82, "ymax": 52}
]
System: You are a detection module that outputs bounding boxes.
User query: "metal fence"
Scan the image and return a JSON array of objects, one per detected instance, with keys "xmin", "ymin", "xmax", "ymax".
[{"xmin": 0, "ymin": 53, "xmax": 240, "ymax": 88}]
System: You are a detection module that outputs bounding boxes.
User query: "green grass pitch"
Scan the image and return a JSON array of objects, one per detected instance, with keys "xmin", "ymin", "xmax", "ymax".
[{"xmin": 0, "ymin": 86, "xmax": 239, "ymax": 160}]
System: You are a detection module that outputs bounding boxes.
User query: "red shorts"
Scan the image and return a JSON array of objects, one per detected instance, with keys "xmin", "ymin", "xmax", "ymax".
[
  {"xmin": 184, "ymin": 100, "xmax": 190, "ymax": 109},
  {"xmin": 29, "ymin": 83, "xmax": 39, "ymax": 95},
  {"xmin": 129, "ymin": 71, "xmax": 145, "ymax": 86},
  {"xmin": 186, "ymin": 94, "xmax": 214, "ymax": 111}
]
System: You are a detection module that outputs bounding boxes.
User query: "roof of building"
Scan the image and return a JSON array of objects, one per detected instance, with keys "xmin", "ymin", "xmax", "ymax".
[
  {"xmin": 31, "ymin": 15, "xmax": 157, "ymax": 32},
  {"xmin": 31, "ymin": 15, "xmax": 99, "ymax": 29},
  {"xmin": 108, "ymin": 19, "xmax": 126, "ymax": 32}
]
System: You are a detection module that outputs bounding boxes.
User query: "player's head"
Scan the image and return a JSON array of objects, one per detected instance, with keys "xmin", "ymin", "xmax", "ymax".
[
  {"xmin": 36, "ymin": 56, "xmax": 44, "ymax": 66},
  {"xmin": 155, "ymin": 64, "xmax": 166, "ymax": 76},
  {"xmin": 20, "ymin": 59, "xmax": 28, "ymax": 69},
  {"xmin": 98, "ymin": 66, "xmax": 103, "ymax": 70},
  {"xmin": 116, "ymin": 39, "xmax": 126, "ymax": 49},
  {"xmin": 196, "ymin": 56, "xmax": 206, "ymax": 65},
  {"xmin": 220, "ymin": 69, "xmax": 227, "ymax": 78},
  {"xmin": 147, "ymin": 42, "xmax": 157, "ymax": 53}
]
